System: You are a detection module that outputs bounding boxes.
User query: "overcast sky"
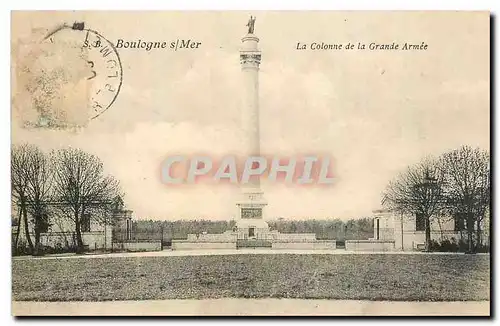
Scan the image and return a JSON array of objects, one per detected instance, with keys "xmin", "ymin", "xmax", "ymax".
[{"xmin": 11, "ymin": 11, "xmax": 490, "ymax": 220}]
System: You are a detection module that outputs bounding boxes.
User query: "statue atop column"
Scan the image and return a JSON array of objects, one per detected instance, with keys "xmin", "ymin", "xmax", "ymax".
[{"xmin": 246, "ymin": 15, "xmax": 256, "ymax": 34}]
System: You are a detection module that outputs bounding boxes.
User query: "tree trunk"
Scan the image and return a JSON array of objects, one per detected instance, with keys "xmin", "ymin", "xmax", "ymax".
[
  {"xmin": 75, "ymin": 218, "xmax": 85, "ymax": 254},
  {"xmin": 424, "ymin": 215, "xmax": 431, "ymax": 252},
  {"xmin": 33, "ymin": 223, "xmax": 42, "ymax": 256},
  {"xmin": 437, "ymin": 217, "xmax": 444, "ymax": 241},
  {"xmin": 13, "ymin": 207, "xmax": 22, "ymax": 250},
  {"xmin": 22, "ymin": 204, "xmax": 34, "ymax": 253},
  {"xmin": 476, "ymin": 219, "xmax": 482, "ymax": 251},
  {"xmin": 33, "ymin": 211, "xmax": 43, "ymax": 256},
  {"xmin": 466, "ymin": 213, "xmax": 475, "ymax": 254}
]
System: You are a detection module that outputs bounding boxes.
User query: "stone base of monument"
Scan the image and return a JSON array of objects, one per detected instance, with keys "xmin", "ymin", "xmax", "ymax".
[
  {"xmin": 271, "ymin": 240, "xmax": 336, "ymax": 250},
  {"xmin": 171, "ymin": 231, "xmax": 238, "ymax": 250},
  {"xmin": 171, "ymin": 228, "xmax": 338, "ymax": 251},
  {"xmin": 171, "ymin": 241, "xmax": 237, "ymax": 250}
]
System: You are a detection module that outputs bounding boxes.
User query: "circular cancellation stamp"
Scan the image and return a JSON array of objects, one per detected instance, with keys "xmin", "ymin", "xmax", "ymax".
[{"xmin": 13, "ymin": 22, "xmax": 123, "ymax": 128}]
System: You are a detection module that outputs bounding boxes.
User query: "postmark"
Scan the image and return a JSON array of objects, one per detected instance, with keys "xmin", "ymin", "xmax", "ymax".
[
  {"xmin": 12, "ymin": 22, "xmax": 123, "ymax": 129},
  {"xmin": 44, "ymin": 22, "xmax": 123, "ymax": 121}
]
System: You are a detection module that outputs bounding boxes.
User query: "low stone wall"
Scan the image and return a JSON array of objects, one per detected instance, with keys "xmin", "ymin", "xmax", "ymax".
[
  {"xmin": 272, "ymin": 240, "xmax": 336, "ymax": 250},
  {"xmin": 396, "ymin": 231, "xmax": 468, "ymax": 251},
  {"xmin": 32, "ymin": 230, "xmax": 112, "ymax": 250},
  {"xmin": 113, "ymin": 240, "xmax": 162, "ymax": 252},
  {"xmin": 276, "ymin": 233, "xmax": 317, "ymax": 241},
  {"xmin": 186, "ymin": 233, "xmax": 237, "ymax": 242},
  {"xmin": 172, "ymin": 240, "xmax": 236, "ymax": 250},
  {"xmin": 345, "ymin": 240, "xmax": 395, "ymax": 252},
  {"xmin": 82, "ymin": 232, "xmax": 111, "ymax": 250},
  {"xmin": 38, "ymin": 232, "xmax": 74, "ymax": 248}
]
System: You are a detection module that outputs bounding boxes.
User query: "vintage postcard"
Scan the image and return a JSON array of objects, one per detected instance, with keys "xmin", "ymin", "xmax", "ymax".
[{"xmin": 11, "ymin": 11, "xmax": 490, "ymax": 316}]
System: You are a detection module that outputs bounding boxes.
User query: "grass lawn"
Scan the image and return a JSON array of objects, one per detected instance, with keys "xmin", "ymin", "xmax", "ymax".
[{"xmin": 12, "ymin": 254, "xmax": 490, "ymax": 301}]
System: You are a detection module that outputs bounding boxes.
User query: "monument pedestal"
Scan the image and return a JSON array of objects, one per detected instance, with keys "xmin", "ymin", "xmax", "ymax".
[{"xmin": 235, "ymin": 188, "xmax": 269, "ymax": 239}]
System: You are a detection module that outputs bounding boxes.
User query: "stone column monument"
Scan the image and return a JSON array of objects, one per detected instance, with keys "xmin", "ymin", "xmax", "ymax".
[{"xmin": 235, "ymin": 16, "xmax": 269, "ymax": 240}]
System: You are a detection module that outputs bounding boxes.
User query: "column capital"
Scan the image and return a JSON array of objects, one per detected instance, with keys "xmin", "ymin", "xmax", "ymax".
[
  {"xmin": 240, "ymin": 34, "xmax": 261, "ymax": 68},
  {"xmin": 240, "ymin": 53, "xmax": 261, "ymax": 68}
]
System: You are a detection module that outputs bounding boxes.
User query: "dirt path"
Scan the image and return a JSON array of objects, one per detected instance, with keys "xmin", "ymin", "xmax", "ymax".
[
  {"xmin": 12, "ymin": 249, "xmax": 490, "ymax": 260},
  {"xmin": 12, "ymin": 299, "xmax": 490, "ymax": 316}
]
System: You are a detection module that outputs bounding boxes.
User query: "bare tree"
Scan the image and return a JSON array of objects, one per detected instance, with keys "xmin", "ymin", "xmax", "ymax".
[
  {"xmin": 24, "ymin": 146, "xmax": 53, "ymax": 255},
  {"xmin": 52, "ymin": 148, "xmax": 122, "ymax": 253},
  {"xmin": 439, "ymin": 146, "xmax": 490, "ymax": 253},
  {"xmin": 382, "ymin": 157, "xmax": 445, "ymax": 251},
  {"xmin": 11, "ymin": 144, "xmax": 34, "ymax": 252}
]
